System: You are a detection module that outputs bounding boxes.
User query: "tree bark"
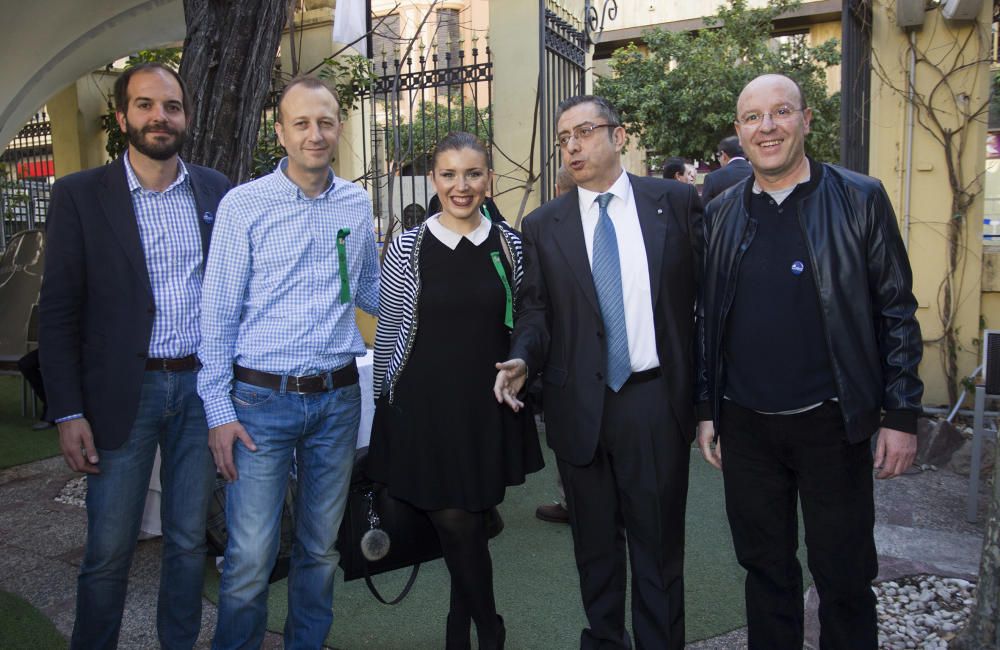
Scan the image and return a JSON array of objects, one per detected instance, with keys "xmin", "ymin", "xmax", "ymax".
[
  {"xmin": 179, "ymin": 0, "xmax": 289, "ymax": 184},
  {"xmin": 953, "ymin": 457, "xmax": 1000, "ymax": 649}
]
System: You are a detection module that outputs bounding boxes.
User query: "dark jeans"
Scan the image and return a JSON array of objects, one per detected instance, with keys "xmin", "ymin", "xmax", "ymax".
[
  {"xmin": 71, "ymin": 369, "xmax": 215, "ymax": 650},
  {"xmin": 720, "ymin": 400, "xmax": 878, "ymax": 650}
]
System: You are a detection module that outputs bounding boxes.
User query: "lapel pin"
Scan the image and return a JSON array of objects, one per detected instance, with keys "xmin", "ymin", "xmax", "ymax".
[
  {"xmin": 202, "ymin": 212, "xmax": 215, "ymax": 224},
  {"xmin": 657, "ymin": 208, "xmax": 663, "ymax": 214}
]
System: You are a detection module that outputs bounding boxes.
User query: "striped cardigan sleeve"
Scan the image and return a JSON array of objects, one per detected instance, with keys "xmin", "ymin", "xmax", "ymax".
[{"xmin": 372, "ymin": 235, "xmax": 410, "ymax": 398}]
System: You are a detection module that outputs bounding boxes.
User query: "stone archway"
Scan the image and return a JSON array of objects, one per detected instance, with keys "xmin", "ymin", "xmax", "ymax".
[{"xmin": 0, "ymin": 0, "xmax": 185, "ymax": 149}]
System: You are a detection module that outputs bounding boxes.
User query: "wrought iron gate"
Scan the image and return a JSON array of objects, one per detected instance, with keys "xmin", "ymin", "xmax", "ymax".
[
  {"xmin": 357, "ymin": 43, "xmax": 493, "ymax": 240},
  {"xmin": 538, "ymin": 1, "xmax": 587, "ymax": 203},
  {"xmin": 1, "ymin": 111, "xmax": 54, "ymax": 247}
]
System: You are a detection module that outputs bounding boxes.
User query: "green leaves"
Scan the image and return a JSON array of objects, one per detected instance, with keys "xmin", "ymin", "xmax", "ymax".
[{"xmin": 596, "ymin": 0, "xmax": 841, "ymax": 165}]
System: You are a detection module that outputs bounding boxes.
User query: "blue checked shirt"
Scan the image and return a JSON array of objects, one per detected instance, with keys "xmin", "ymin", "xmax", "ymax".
[
  {"xmin": 198, "ymin": 159, "xmax": 380, "ymax": 428},
  {"xmin": 125, "ymin": 151, "xmax": 204, "ymax": 358}
]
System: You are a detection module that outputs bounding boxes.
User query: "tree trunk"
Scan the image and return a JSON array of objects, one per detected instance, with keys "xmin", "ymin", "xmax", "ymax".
[
  {"xmin": 179, "ymin": 0, "xmax": 289, "ymax": 184},
  {"xmin": 952, "ymin": 457, "xmax": 1000, "ymax": 649}
]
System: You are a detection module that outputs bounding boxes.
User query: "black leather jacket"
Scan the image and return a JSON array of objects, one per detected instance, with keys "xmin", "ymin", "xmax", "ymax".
[{"xmin": 697, "ymin": 160, "xmax": 923, "ymax": 441}]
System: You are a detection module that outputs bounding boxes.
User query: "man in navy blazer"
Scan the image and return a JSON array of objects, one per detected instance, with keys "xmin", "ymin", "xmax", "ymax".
[
  {"xmin": 495, "ymin": 95, "xmax": 703, "ymax": 649},
  {"xmin": 700, "ymin": 135, "xmax": 753, "ymax": 206},
  {"xmin": 39, "ymin": 63, "xmax": 230, "ymax": 649}
]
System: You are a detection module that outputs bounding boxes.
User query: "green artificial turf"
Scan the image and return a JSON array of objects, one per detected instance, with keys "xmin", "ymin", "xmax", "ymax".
[
  {"xmin": 0, "ymin": 376, "xmax": 60, "ymax": 469},
  {"xmin": 205, "ymin": 445, "xmax": 812, "ymax": 648},
  {"xmin": 0, "ymin": 590, "xmax": 67, "ymax": 649}
]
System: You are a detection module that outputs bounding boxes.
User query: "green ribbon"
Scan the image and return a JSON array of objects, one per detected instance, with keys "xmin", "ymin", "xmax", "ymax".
[
  {"xmin": 337, "ymin": 228, "xmax": 351, "ymax": 304},
  {"xmin": 490, "ymin": 251, "xmax": 514, "ymax": 329},
  {"xmin": 481, "ymin": 204, "xmax": 492, "ymax": 222}
]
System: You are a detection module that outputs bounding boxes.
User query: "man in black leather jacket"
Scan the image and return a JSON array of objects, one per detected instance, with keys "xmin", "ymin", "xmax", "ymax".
[{"xmin": 695, "ymin": 74, "xmax": 923, "ymax": 650}]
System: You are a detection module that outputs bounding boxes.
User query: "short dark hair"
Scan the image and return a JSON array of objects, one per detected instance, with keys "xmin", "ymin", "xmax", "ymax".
[
  {"xmin": 662, "ymin": 157, "xmax": 686, "ymax": 180},
  {"xmin": 114, "ymin": 62, "xmax": 191, "ymax": 117},
  {"xmin": 276, "ymin": 76, "xmax": 341, "ymax": 124},
  {"xmin": 430, "ymin": 131, "xmax": 491, "ymax": 170},
  {"xmin": 718, "ymin": 136, "xmax": 744, "ymax": 158},
  {"xmin": 554, "ymin": 95, "xmax": 621, "ymax": 139}
]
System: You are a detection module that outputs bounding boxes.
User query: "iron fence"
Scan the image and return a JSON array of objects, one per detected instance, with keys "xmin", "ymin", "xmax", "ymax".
[
  {"xmin": 357, "ymin": 43, "xmax": 493, "ymax": 240},
  {"xmin": 1, "ymin": 111, "xmax": 54, "ymax": 247},
  {"xmin": 539, "ymin": 1, "xmax": 587, "ymax": 203}
]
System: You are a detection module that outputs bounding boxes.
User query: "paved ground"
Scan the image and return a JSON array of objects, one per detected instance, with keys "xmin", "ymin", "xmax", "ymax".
[{"xmin": 0, "ymin": 452, "xmax": 990, "ymax": 649}]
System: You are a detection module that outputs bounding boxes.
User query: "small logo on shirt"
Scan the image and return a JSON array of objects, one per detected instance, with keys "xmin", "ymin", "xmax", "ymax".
[{"xmin": 790, "ymin": 260, "xmax": 805, "ymax": 275}]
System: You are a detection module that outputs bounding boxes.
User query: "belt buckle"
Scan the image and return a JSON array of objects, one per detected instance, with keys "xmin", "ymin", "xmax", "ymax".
[{"xmin": 290, "ymin": 375, "xmax": 303, "ymax": 393}]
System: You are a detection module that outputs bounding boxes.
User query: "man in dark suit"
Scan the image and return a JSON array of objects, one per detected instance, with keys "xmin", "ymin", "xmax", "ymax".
[
  {"xmin": 495, "ymin": 95, "xmax": 703, "ymax": 649},
  {"xmin": 39, "ymin": 62, "xmax": 230, "ymax": 649},
  {"xmin": 700, "ymin": 135, "xmax": 752, "ymax": 205}
]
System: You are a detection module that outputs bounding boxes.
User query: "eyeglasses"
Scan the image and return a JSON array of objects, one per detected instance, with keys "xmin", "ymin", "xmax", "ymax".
[
  {"xmin": 556, "ymin": 123, "xmax": 618, "ymax": 149},
  {"xmin": 735, "ymin": 106, "xmax": 804, "ymax": 127}
]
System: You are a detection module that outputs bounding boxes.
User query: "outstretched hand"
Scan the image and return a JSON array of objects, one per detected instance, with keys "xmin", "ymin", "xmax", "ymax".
[{"xmin": 494, "ymin": 359, "xmax": 528, "ymax": 411}]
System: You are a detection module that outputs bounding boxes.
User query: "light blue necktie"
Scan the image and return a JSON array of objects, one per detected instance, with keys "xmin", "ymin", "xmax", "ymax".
[{"xmin": 592, "ymin": 193, "xmax": 631, "ymax": 392}]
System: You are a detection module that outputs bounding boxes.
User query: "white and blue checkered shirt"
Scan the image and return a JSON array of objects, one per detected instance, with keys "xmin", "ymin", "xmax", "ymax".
[
  {"xmin": 198, "ymin": 159, "xmax": 381, "ymax": 428},
  {"xmin": 124, "ymin": 151, "xmax": 203, "ymax": 358}
]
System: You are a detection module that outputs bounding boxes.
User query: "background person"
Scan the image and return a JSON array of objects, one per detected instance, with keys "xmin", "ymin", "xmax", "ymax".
[
  {"xmin": 38, "ymin": 62, "xmax": 230, "ymax": 649},
  {"xmin": 369, "ymin": 132, "xmax": 543, "ymax": 650},
  {"xmin": 697, "ymin": 73, "xmax": 922, "ymax": 650},
  {"xmin": 534, "ymin": 164, "xmax": 577, "ymax": 526},
  {"xmin": 700, "ymin": 135, "xmax": 752, "ymax": 205},
  {"xmin": 661, "ymin": 156, "xmax": 688, "ymax": 183}
]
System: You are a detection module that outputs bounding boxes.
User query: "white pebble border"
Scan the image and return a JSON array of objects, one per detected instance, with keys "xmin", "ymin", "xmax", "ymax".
[
  {"xmin": 55, "ymin": 476, "xmax": 86, "ymax": 508},
  {"xmin": 875, "ymin": 574, "xmax": 976, "ymax": 649}
]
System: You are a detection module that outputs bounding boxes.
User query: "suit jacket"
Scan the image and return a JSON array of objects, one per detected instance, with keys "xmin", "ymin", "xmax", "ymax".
[
  {"xmin": 700, "ymin": 158, "xmax": 752, "ymax": 206},
  {"xmin": 39, "ymin": 157, "xmax": 231, "ymax": 450},
  {"xmin": 509, "ymin": 173, "xmax": 704, "ymax": 465}
]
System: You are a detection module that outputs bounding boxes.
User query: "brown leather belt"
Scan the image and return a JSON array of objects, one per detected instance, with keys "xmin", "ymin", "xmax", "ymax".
[
  {"xmin": 625, "ymin": 367, "xmax": 661, "ymax": 386},
  {"xmin": 233, "ymin": 360, "xmax": 359, "ymax": 394},
  {"xmin": 145, "ymin": 355, "xmax": 199, "ymax": 372}
]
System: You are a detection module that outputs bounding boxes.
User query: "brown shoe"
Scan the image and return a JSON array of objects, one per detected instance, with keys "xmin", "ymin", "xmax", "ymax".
[{"xmin": 535, "ymin": 502, "xmax": 570, "ymax": 524}]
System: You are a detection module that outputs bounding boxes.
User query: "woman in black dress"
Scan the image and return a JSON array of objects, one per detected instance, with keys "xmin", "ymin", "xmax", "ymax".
[{"xmin": 369, "ymin": 132, "xmax": 543, "ymax": 649}]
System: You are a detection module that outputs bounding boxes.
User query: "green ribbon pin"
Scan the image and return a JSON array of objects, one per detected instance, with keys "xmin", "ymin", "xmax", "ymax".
[
  {"xmin": 490, "ymin": 251, "xmax": 514, "ymax": 329},
  {"xmin": 337, "ymin": 228, "xmax": 351, "ymax": 304}
]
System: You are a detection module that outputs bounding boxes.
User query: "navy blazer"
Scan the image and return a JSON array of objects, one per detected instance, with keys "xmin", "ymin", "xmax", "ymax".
[
  {"xmin": 509, "ymin": 174, "xmax": 704, "ymax": 465},
  {"xmin": 701, "ymin": 158, "xmax": 753, "ymax": 207},
  {"xmin": 39, "ymin": 157, "xmax": 231, "ymax": 450}
]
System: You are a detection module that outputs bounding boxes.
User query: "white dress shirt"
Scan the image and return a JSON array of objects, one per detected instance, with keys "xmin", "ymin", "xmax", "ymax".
[{"xmin": 576, "ymin": 169, "xmax": 660, "ymax": 372}]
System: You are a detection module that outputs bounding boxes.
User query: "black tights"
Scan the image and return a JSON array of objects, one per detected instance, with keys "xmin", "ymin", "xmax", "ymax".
[{"xmin": 427, "ymin": 508, "xmax": 502, "ymax": 649}]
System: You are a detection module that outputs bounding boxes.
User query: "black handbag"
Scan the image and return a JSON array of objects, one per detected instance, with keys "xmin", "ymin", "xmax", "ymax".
[{"xmin": 336, "ymin": 447, "xmax": 504, "ymax": 604}]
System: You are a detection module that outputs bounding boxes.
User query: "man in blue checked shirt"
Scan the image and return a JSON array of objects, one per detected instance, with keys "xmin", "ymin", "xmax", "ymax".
[
  {"xmin": 198, "ymin": 76, "xmax": 380, "ymax": 649},
  {"xmin": 39, "ymin": 63, "xmax": 231, "ymax": 649}
]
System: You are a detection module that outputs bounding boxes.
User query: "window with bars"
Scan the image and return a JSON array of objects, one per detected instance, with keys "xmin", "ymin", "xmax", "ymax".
[{"xmin": 436, "ymin": 8, "xmax": 461, "ymax": 65}]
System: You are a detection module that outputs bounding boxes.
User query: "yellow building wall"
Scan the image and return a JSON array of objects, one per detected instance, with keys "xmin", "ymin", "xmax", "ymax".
[
  {"xmin": 48, "ymin": 72, "xmax": 118, "ymax": 179},
  {"xmin": 869, "ymin": 1, "xmax": 992, "ymax": 405}
]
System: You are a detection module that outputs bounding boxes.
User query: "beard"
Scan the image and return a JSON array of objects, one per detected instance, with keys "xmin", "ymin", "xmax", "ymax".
[{"xmin": 125, "ymin": 118, "xmax": 186, "ymax": 161}]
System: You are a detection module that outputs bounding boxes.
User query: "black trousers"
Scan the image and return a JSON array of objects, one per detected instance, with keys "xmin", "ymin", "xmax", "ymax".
[
  {"xmin": 557, "ymin": 379, "xmax": 689, "ymax": 650},
  {"xmin": 720, "ymin": 400, "xmax": 878, "ymax": 650}
]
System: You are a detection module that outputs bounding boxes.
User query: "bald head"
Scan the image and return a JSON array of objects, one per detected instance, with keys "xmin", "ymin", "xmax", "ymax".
[
  {"xmin": 737, "ymin": 74, "xmax": 806, "ymax": 116},
  {"xmin": 734, "ymin": 73, "xmax": 813, "ymax": 192}
]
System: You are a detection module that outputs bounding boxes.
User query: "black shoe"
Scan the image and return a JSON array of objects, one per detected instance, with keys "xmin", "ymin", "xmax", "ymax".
[{"xmin": 535, "ymin": 502, "xmax": 569, "ymax": 524}]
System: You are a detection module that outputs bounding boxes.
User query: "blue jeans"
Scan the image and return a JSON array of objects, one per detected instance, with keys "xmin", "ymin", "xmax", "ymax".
[
  {"xmin": 213, "ymin": 379, "xmax": 360, "ymax": 650},
  {"xmin": 71, "ymin": 369, "xmax": 215, "ymax": 650}
]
